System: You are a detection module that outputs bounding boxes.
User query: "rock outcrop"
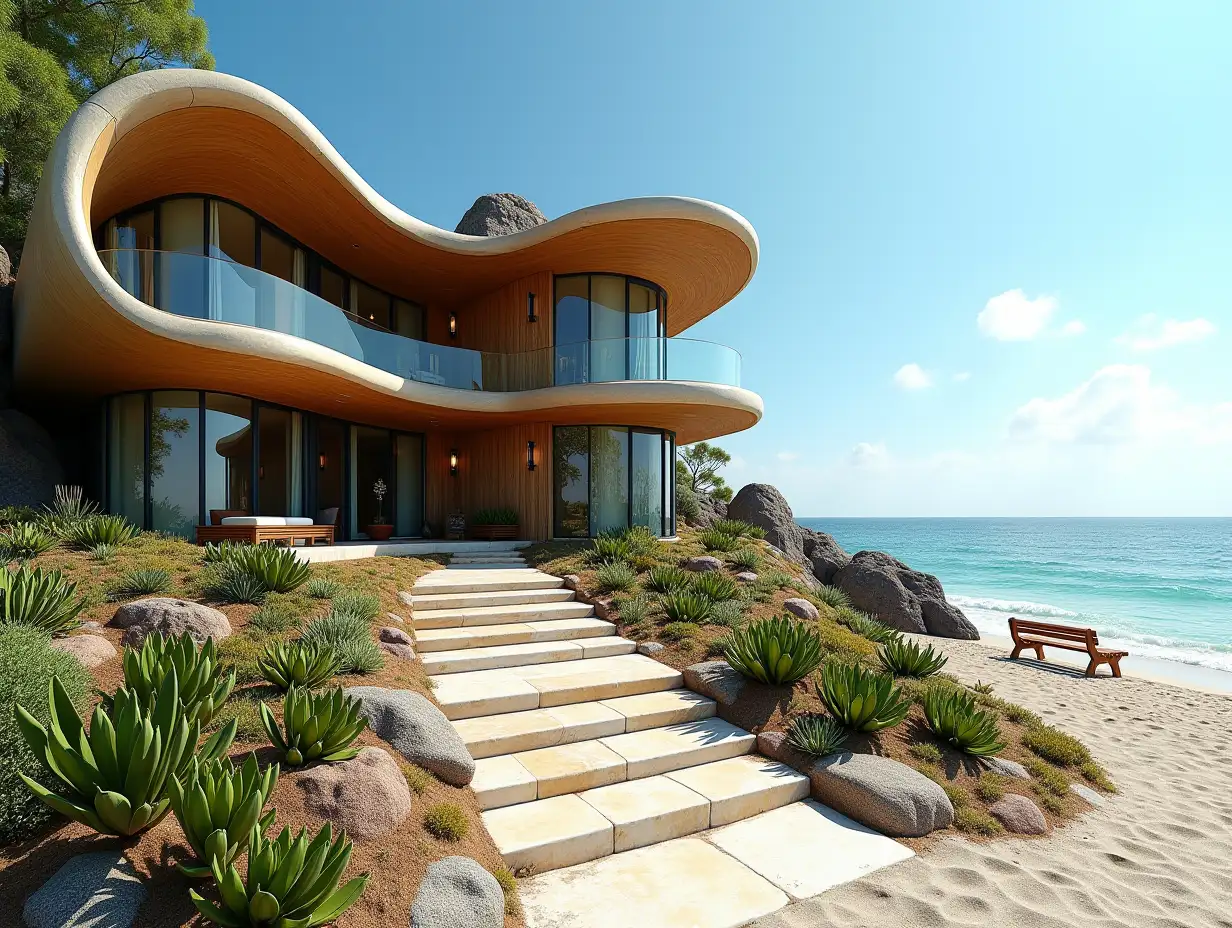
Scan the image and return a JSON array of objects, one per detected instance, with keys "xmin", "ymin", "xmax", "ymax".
[
  {"xmin": 0, "ymin": 409, "xmax": 64, "ymax": 507},
  {"xmin": 834, "ymin": 551, "xmax": 978, "ymax": 639},
  {"xmin": 727, "ymin": 484, "xmax": 807, "ymax": 562},
  {"xmin": 296, "ymin": 747, "xmax": 412, "ymax": 840},
  {"xmin": 24, "ymin": 851, "xmax": 147, "ymax": 928},
  {"xmin": 411, "ymin": 857, "xmax": 504, "ymax": 928},
  {"xmin": 111, "ymin": 598, "xmax": 232, "ymax": 647},
  {"xmin": 346, "ymin": 687, "xmax": 475, "ymax": 786},
  {"xmin": 454, "ymin": 193, "xmax": 547, "ymax": 237}
]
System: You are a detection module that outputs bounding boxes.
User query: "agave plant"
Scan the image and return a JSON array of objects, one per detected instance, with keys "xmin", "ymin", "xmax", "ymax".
[
  {"xmin": 112, "ymin": 567, "xmax": 172, "ymax": 598},
  {"xmin": 836, "ymin": 606, "xmax": 901, "ymax": 645},
  {"xmin": 726, "ymin": 547, "xmax": 761, "ymax": 571},
  {"xmin": 15, "ymin": 672, "xmax": 237, "ymax": 835},
  {"xmin": 878, "ymin": 637, "xmax": 948, "ymax": 678},
  {"xmin": 170, "ymin": 753, "xmax": 279, "ymax": 878},
  {"xmin": 786, "ymin": 713, "xmax": 848, "ymax": 757},
  {"xmin": 0, "ymin": 564, "xmax": 85, "ymax": 633},
  {"xmin": 817, "ymin": 661, "xmax": 911, "ymax": 733},
  {"xmin": 725, "ymin": 616, "xmax": 824, "ymax": 685},
  {"xmin": 691, "ymin": 571, "xmax": 739, "ymax": 603},
  {"xmin": 229, "ymin": 546, "xmax": 313, "ymax": 594},
  {"xmin": 203, "ymin": 540, "xmax": 246, "ymax": 564},
  {"xmin": 698, "ymin": 529, "xmax": 739, "ymax": 553},
  {"xmin": 106, "ymin": 632, "xmax": 236, "ymax": 726},
  {"xmin": 65, "ymin": 514, "xmax": 139, "ymax": 548},
  {"xmin": 190, "ymin": 821, "xmax": 369, "ymax": 928},
  {"xmin": 712, "ymin": 519, "xmax": 766, "ymax": 540},
  {"xmin": 661, "ymin": 590, "xmax": 713, "ymax": 624},
  {"xmin": 210, "ymin": 564, "xmax": 269, "ymax": 605},
  {"xmin": 645, "ymin": 565, "xmax": 690, "ymax": 594},
  {"xmin": 594, "ymin": 560, "xmax": 637, "ymax": 593},
  {"xmin": 258, "ymin": 640, "xmax": 342, "ymax": 690},
  {"xmin": 0, "ymin": 522, "xmax": 58, "ymax": 559},
  {"xmin": 922, "ymin": 687, "xmax": 1007, "ymax": 757},
  {"xmin": 260, "ymin": 686, "xmax": 367, "ymax": 767},
  {"xmin": 586, "ymin": 532, "xmax": 632, "ymax": 564},
  {"xmin": 814, "ymin": 584, "xmax": 851, "ymax": 610}
]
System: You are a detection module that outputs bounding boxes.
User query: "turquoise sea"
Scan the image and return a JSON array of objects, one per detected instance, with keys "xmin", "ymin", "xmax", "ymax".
[{"xmin": 796, "ymin": 518, "xmax": 1232, "ymax": 674}]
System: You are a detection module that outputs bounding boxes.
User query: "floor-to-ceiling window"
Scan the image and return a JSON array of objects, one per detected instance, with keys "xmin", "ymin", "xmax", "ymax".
[
  {"xmin": 552, "ymin": 426, "xmax": 675, "ymax": 538},
  {"xmin": 553, "ymin": 274, "xmax": 667, "ymax": 386},
  {"xmin": 351, "ymin": 426, "xmax": 393, "ymax": 537},
  {"xmin": 257, "ymin": 406, "xmax": 302, "ymax": 518},
  {"xmin": 394, "ymin": 434, "xmax": 424, "ymax": 536},
  {"xmin": 205, "ymin": 394, "xmax": 252, "ymax": 523},
  {"xmin": 312, "ymin": 417, "xmax": 345, "ymax": 526},
  {"xmin": 107, "ymin": 394, "xmax": 145, "ymax": 526},
  {"xmin": 149, "ymin": 391, "xmax": 200, "ymax": 536},
  {"xmin": 553, "ymin": 276, "xmax": 589, "ymax": 385}
]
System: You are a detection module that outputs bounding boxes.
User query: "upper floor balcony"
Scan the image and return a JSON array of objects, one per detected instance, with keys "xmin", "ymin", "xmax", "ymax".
[{"xmin": 98, "ymin": 249, "xmax": 743, "ymax": 393}]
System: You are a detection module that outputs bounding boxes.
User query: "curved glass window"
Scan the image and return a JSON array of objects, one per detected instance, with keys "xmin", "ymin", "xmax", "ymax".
[
  {"xmin": 553, "ymin": 274, "xmax": 667, "ymax": 385},
  {"xmin": 553, "ymin": 426, "xmax": 675, "ymax": 538}
]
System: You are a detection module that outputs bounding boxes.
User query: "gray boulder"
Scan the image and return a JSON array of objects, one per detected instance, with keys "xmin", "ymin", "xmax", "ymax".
[
  {"xmin": 24, "ymin": 851, "xmax": 147, "ymax": 928},
  {"xmin": 835, "ymin": 551, "xmax": 977, "ymax": 639},
  {"xmin": 0, "ymin": 244, "xmax": 10, "ymax": 283},
  {"xmin": 111, "ymin": 597, "xmax": 231, "ymax": 647},
  {"xmin": 1071, "ymin": 783, "xmax": 1106, "ymax": 806},
  {"xmin": 782, "ymin": 597, "xmax": 819, "ymax": 621},
  {"xmin": 385, "ymin": 611, "xmax": 405, "ymax": 625},
  {"xmin": 454, "ymin": 193, "xmax": 547, "ymax": 237},
  {"xmin": 397, "ymin": 590, "xmax": 415, "ymax": 610},
  {"xmin": 411, "ymin": 857, "xmax": 504, "ymax": 928},
  {"xmin": 50, "ymin": 635, "xmax": 117, "ymax": 668},
  {"xmin": 380, "ymin": 626, "xmax": 413, "ymax": 645},
  {"xmin": 802, "ymin": 529, "xmax": 851, "ymax": 585},
  {"xmin": 637, "ymin": 641, "xmax": 665, "ymax": 656},
  {"xmin": 297, "ymin": 747, "xmax": 412, "ymax": 840},
  {"xmin": 727, "ymin": 484, "xmax": 806, "ymax": 564},
  {"xmin": 735, "ymin": 571, "xmax": 759, "ymax": 583},
  {"xmin": 982, "ymin": 757, "xmax": 1030, "ymax": 780},
  {"xmin": 989, "ymin": 794, "xmax": 1048, "ymax": 834},
  {"xmin": 683, "ymin": 661, "xmax": 747, "ymax": 707},
  {"xmin": 346, "ymin": 687, "xmax": 474, "ymax": 786},
  {"xmin": 0, "ymin": 409, "xmax": 64, "ymax": 507},
  {"xmin": 809, "ymin": 752, "xmax": 954, "ymax": 837},
  {"xmin": 693, "ymin": 494, "xmax": 729, "ymax": 528},
  {"xmin": 682, "ymin": 555, "xmax": 723, "ymax": 573}
]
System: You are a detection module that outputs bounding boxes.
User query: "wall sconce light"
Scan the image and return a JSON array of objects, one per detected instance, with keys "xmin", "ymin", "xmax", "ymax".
[
  {"xmin": 527, "ymin": 292, "xmax": 538, "ymax": 322},
  {"xmin": 258, "ymin": 465, "xmax": 265, "ymax": 479},
  {"xmin": 318, "ymin": 453, "xmax": 327, "ymax": 471},
  {"xmin": 526, "ymin": 440, "xmax": 537, "ymax": 471},
  {"xmin": 448, "ymin": 312, "xmax": 457, "ymax": 338},
  {"xmin": 449, "ymin": 449, "xmax": 458, "ymax": 476}
]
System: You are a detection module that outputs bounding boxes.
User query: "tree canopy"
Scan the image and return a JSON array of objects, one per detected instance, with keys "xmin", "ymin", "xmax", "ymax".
[
  {"xmin": 0, "ymin": 0, "xmax": 213, "ymax": 261},
  {"xmin": 678, "ymin": 440, "xmax": 733, "ymax": 502}
]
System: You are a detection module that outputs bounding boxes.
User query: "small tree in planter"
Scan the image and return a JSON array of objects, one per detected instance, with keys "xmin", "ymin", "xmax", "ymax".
[
  {"xmin": 367, "ymin": 478, "xmax": 393, "ymax": 541},
  {"xmin": 470, "ymin": 507, "xmax": 519, "ymax": 541}
]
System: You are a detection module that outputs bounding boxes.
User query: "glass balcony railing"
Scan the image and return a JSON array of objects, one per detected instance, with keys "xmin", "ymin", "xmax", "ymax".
[{"xmin": 98, "ymin": 249, "xmax": 742, "ymax": 391}]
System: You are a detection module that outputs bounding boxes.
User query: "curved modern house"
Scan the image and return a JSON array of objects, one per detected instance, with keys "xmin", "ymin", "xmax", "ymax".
[{"xmin": 13, "ymin": 69, "xmax": 762, "ymax": 542}]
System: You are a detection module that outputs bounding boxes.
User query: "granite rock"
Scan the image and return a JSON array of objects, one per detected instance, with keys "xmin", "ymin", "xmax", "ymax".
[
  {"xmin": 24, "ymin": 851, "xmax": 146, "ymax": 928},
  {"xmin": 682, "ymin": 555, "xmax": 723, "ymax": 573},
  {"xmin": 989, "ymin": 794, "xmax": 1048, "ymax": 834},
  {"xmin": 735, "ymin": 571, "xmax": 759, "ymax": 583},
  {"xmin": 782, "ymin": 597, "xmax": 820, "ymax": 621},
  {"xmin": 802, "ymin": 529, "xmax": 852, "ymax": 585},
  {"xmin": 50, "ymin": 634, "xmax": 117, "ymax": 668},
  {"xmin": 297, "ymin": 747, "xmax": 412, "ymax": 840},
  {"xmin": 0, "ymin": 409, "xmax": 64, "ymax": 507},
  {"xmin": 454, "ymin": 193, "xmax": 547, "ymax": 237},
  {"xmin": 346, "ymin": 687, "xmax": 474, "ymax": 785},
  {"xmin": 1071, "ymin": 783, "xmax": 1106, "ymax": 806},
  {"xmin": 411, "ymin": 856, "xmax": 504, "ymax": 928},
  {"xmin": 385, "ymin": 611, "xmax": 405, "ymax": 625},
  {"xmin": 380, "ymin": 641, "xmax": 417, "ymax": 661},
  {"xmin": 397, "ymin": 590, "xmax": 415, "ymax": 609},
  {"xmin": 637, "ymin": 641, "xmax": 666, "ymax": 656},
  {"xmin": 380, "ymin": 626, "xmax": 413, "ymax": 645},
  {"xmin": 835, "ymin": 551, "xmax": 977, "ymax": 639},
  {"xmin": 982, "ymin": 756, "xmax": 1031, "ymax": 780},
  {"xmin": 112, "ymin": 597, "xmax": 231, "ymax": 647},
  {"xmin": 809, "ymin": 752, "xmax": 954, "ymax": 837},
  {"xmin": 727, "ymin": 484, "xmax": 806, "ymax": 564},
  {"xmin": 683, "ymin": 661, "xmax": 747, "ymax": 707}
]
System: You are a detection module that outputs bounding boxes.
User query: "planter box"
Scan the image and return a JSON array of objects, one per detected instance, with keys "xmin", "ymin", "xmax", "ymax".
[
  {"xmin": 366, "ymin": 524, "xmax": 394, "ymax": 541},
  {"xmin": 469, "ymin": 524, "xmax": 519, "ymax": 541}
]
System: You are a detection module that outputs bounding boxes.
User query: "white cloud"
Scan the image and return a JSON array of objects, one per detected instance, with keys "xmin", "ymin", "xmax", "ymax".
[
  {"xmin": 776, "ymin": 451, "xmax": 798, "ymax": 462},
  {"xmin": 849, "ymin": 442, "xmax": 890, "ymax": 470},
  {"xmin": 893, "ymin": 363, "xmax": 932, "ymax": 390},
  {"xmin": 1060, "ymin": 320, "xmax": 1087, "ymax": 337},
  {"xmin": 978, "ymin": 289, "xmax": 1058, "ymax": 341},
  {"xmin": 952, "ymin": 371, "xmax": 971, "ymax": 383},
  {"xmin": 1115, "ymin": 314, "xmax": 1216, "ymax": 351}
]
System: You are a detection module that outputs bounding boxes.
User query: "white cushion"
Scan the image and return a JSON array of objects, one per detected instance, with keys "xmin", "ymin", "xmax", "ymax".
[{"xmin": 220, "ymin": 516, "xmax": 315, "ymax": 526}]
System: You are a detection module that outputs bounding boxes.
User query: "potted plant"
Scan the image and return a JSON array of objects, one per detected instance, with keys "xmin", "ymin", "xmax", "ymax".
[
  {"xmin": 469, "ymin": 507, "xmax": 519, "ymax": 541},
  {"xmin": 366, "ymin": 478, "xmax": 394, "ymax": 541}
]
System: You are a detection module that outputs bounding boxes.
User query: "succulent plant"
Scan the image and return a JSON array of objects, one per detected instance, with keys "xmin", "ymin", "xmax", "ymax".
[
  {"xmin": 818, "ymin": 661, "xmax": 911, "ymax": 733},
  {"xmin": 260, "ymin": 686, "xmax": 367, "ymax": 767},
  {"xmin": 786, "ymin": 713, "xmax": 848, "ymax": 757},
  {"xmin": 112, "ymin": 567, "xmax": 172, "ymax": 597},
  {"xmin": 65, "ymin": 513, "xmax": 138, "ymax": 548},
  {"xmin": 586, "ymin": 533, "xmax": 632, "ymax": 564},
  {"xmin": 170, "ymin": 753, "xmax": 279, "ymax": 878},
  {"xmin": 645, "ymin": 565, "xmax": 690, "ymax": 594},
  {"xmin": 15, "ymin": 672, "xmax": 237, "ymax": 835},
  {"xmin": 813, "ymin": 584, "xmax": 851, "ymax": 610},
  {"xmin": 0, "ymin": 564, "xmax": 86, "ymax": 633},
  {"xmin": 712, "ymin": 519, "xmax": 766, "ymax": 540},
  {"xmin": 923, "ymin": 688, "xmax": 1007, "ymax": 757},
  {"xmin": 594, "ymin": 560, "xmax": 637, "ymax": 593},
  {"xmin": 877, "ymin": 637, "xmax": 949, "ymax": 678},
  {"xmin": 835, "ymin": 606, "xmax": 902, "ymax": 645},
  {"xmin": 698, "ymin": 529, "xmax": 739, "ymax": 553},
  {"xmin": 258, "ymin": 640, "xmax": 342, "ymax": 691},
  {"xmin": 724, "ymin": 616, "xmax": 824, "ymax": 685},
  {"xmin": 106, "ymin": 632, "xmax": 236, "ymax": 727},
  {"xmin": 0, "ymin": 522, "xmax": 58, "ymax": 559},
  {"xmin": 660, "ymin": 591, "xmax": 713, "ymax": 624},
  {"xmin": 726, "ymin": 547, "xmax": 761, "ymax": 571},
  {"xmin": 190, "ymin": 821, "xmax": 369, "ymax": 928},
  {"xmin": 691, "ymin": 571, "xmax": 740, "ymax": 603}
]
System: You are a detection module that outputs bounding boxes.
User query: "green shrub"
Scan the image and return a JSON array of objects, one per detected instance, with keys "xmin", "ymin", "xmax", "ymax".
[
  {"xmin": 403, "ymin": 764, "xmax": 433, "ymax": 796},
  {"xmin": 619, "ymin": 524, "xmax": 662, "ymax": 557},
  {"xmin": 89, "ymin": 542, "xmax": 116, "ymax": 563},
  {"xmin": 423, "ymin": 802, "xmax": 469, "ymax": 841},
  {"xmin": 108, "ymin": 632, "xmax": 235, "ymax": 726},
  {"xmin": 1024, "ymin": 757, "xmax": 1070, "ymax": 797},
  {"xmin": 169, "ymin": 753, "xmax": 279, "ymax": 878},
  {"xmin": 676, "ymin": 483, "xmax": 701, "ymax": 522},
  {"xmin": 15, "ymin": 673, "xmax": 236, "ymax": 835},
  {"xmin": 725, "ymin": 616, "xmax": 824, "ymax": 685},
  {"xmin": 835, "ymin": 607, "xmax": 901, "ymax": 645},
  {"xmin": 818, "ymin": 661, "xmax": 911, "ymax": 732},
  {"xmin": 248, "ymin": 599, "xmax": 303, "ymax": 636},
  {"xmin": 909, "ymin": 742, "xmax": 942, "ymax": 765},
  {"xmin": 698, "ymin": 529, "xmax": 739, "ymax": 553},
  {"xmin": 713, "ymin": 519, "xmax": 766, "ymax": 540},
  {"xmin": 334, "ymin": 637, "xmax": 385, "ymax": 674},
  {"xmin": 491, "ymin": 866, "xmax": 521, "ymax": 918},
  {"xmin": 0, "ymin": 522, "xmax": 58, "ymax": 559},
  {"xmin": 0, "ymin": 626, "xmax": 92, "ymax": 842},
  {"xmin": 954, "ymin": 806, "xmax": 1003, "ymax": 836},
  {"xmin": 1021, "ymin": 723, "xmax": 1091, "ymax": 767},
  {"xmin": 786, "ymin": 714, "xmax": 847, "ymax": 757},
  {"xmin": 330, "ymin": 589, "xmax": 380, "ymax": 623},
  {"xmin": 472, "ymin": 507, "xmax": 519, "ymax": 525},
  {"xmin": 305, "ymin": 577, "xmax": 342, "ymax": 599},
  {"xmin": 646, "ymin": 565, "xmax": 690, "ymax": 594},
  {"xmin": 189, "ymin": 822, "xmax": 369, "ymax": 928},
  {"xmin": 692, "ymin": 571, "xmax": 740, "ymax": 603},
  {"xmin": 65, "ymin": 514, "xmax": 138, "ymax": 548},
  {"xmin": 661, "ymin": 590, "xmax": 713, "ymax": 624},
  {"xmin": 260, "ymin": 686, "xmax": 367, "ymax": 767},
  {"xmin": 301, "ymin": 610, "xmax": 369, "ymax": 651},
  {"xmin": 661, "ymin": 621, "xmax": 701, "ymax": 641},
  {"xmin": 209, "ymin": 696, "xmax": 265, "ymax": 742},
  {"xmin": 942, "ymin": 783, "xmax": 969, "ymax": 809},
  {"xmin": 203, "ymin": 539, "xmax": 245, "ymax": 564},
  {"xmin": 112, "ymin": 566, "xmax": 172, "ymax": 598},
  {"xmin": 921, "ymin": 687, "xmax": 1006, "ymax": 756},
  {"xmin": 1000, "ymin": 702, "xmax": 1043, "ymax": 727},
  {"xmin": 878, "ymin": 637, "xmax": 948, "ymax": 678},
  {"xmin": 259, "ymin": 640, "xmax": 342, "ymax": 690},
  {"xmin": 1080, "ymin": 761, "xmax": 1116, "ymax": 792},
  {"xmin": 595, "ymin": 560, "xmax": 638, "ymax": 593},
  {"xmin": 974, "ymin": 772, "xmax": 1006, "ymax": 803},
  {"xmin": 209, "ymin": 564, "xmax": 269, "ymax": 605},
  {"xmin": 814, "ymin": 585, "xmax": 850, "ymax": 610},
  {"xmin": 0, "ymin": 564, "xmax": 86, "ymax": 633},
  {"xmin": 1037, "ymin": 791, "xmax": 1064, "ymax": 814},
  {"xmin": 0, "ymin": 504, "xmax": 41, "ymax": 527},
  {"xmin": 617, "ymin": 593, "xmax": 655, "ymax": 625},
  {"xmin": 726, "ymin": 547, "xmax": 761, "ymax": 571},
  {"xmin": 216, "ymin": 633, "xmax": 266, "ymax": 685},
  {"xmin": 707, "ymin": 600, "xmax": 746, "ymax": 628},
  {"xmin": 45, "ymin": 485, "xmax": 99, "ymax": 524},
  {"xmin": 587, "ymin": 533, "xmax": 632, "ymax": 564},
  {"xmin": 226, "ymin": 545, "xmax": 312, "ymax": 594}
]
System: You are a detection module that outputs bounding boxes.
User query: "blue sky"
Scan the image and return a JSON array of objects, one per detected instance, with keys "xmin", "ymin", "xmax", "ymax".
[{"xmin": 195, "ymin": 1, "xmax": 1231, "ymax": 517}]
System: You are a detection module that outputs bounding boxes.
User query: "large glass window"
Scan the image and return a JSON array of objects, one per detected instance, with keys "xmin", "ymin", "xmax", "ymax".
[
  {"xmin": 149, "ymin": 391, "xmax": 199, "ymax": 536},
  {"xmin": 352, "ymin": 281, "xmax": 390, "ymax": 329},
  {"xmin": 553, "ymin": 275, "xmax": 589, "ymax": 385},
  {"xmin": 312, "ymin": 417, "xmax": 345, "ymax": 526},
  {"xmin": 210, "ymin": 201, "xmax": 256, "ymax": 267},
  {"xmin": 257, "ymin": 406, "xmax": 302, "ymax": 517},
  {"xmin": 205, "ymin": 394, "xmax": 252, "ymax": 523},
  {"xmin": 394, "ymin": 433, "xmax": 424, "ymax": 536},
  {"xmin": 589, "ymin": 276, "xmax": 627, "ymax": 382},
  {"xmin": 632, "ymin": 430, "xmax": 664, "ymax": 538},
  {"xmin": 553, "ymin": 426, "xmax": 675, "ymax": 538},
  {"xmin": 590, "ymin": 426, "xmax": 630, "ymax": 535},
  {"xmin": 107, "ymin": 394, "xmax": 145, "ymax": 526},
  {"xmin": 553, "ymin": 274, "xmax": 667, "ymax": 385},
  {"xmin": 351, "ymin": 426, "xmax": 393, "ymax": 536},
  {"xmin": 158, "ymin": 198, "xmax": 206, "ymax": 318},
  {"xmin": 553, "ymin": 426, "xmax": 590, "ymax": 538}
]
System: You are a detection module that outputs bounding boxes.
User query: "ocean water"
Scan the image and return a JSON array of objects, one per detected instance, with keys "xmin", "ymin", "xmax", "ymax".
[{"xmin": 796, "ymin": 518, "xmax": 1232, "ymax": 673}]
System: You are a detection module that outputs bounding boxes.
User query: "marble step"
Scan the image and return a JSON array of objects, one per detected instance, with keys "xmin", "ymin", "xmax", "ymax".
[
  {"xmin": 416, "ymin": 617, "xmax": 616, "ymax": 652},
  {"xmin": 452, "ymin": 553, "xmax": 526, "ymax": 561},
  {"xmin": 410, "ymin": 573, "xmax": 564, "ymax": 595},
  {"xmin": 420, "ymin": 637, "xmax": 636, "ymax": 675},
  {"xmin": 471, "ymin": 717, "xmax": 755, "ymax": 809},
  {"xmin": 483, "ymin": 754, "xmax": 808, "ymax": 872},
  {"xmin": 409, "ymin": 587, "xmax": 575, "ymax": 611},
  {"xmin": 430, "ymin": 654, "xmax": 683, "ymax": 720},
  {"xmin": 446, "ymin": 562, "xmax": 531, "ymax": 570},
  {"xmin": 453, "ymin": 689, "xmax": 717, "ymax": 759},
  {"xmin": 413, "ymin": 600, "xmax": 594, "ymax": 630}
]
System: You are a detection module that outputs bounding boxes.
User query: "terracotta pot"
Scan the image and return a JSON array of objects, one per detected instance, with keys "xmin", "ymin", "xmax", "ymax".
[
  {"xmin": 469, "ymin": 524, "xmax": 519, "ymax": 541},
  {"xmin": 366, "ymin": 524, "xmax": 394, "ymax": 541}
]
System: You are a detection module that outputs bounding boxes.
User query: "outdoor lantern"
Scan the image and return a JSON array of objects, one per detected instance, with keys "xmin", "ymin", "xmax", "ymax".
[
  {"xmin": 448, "ymin": 312, "xmax": 457, "ymax": 338},
  {"xmin": 527, "ymin": 292, "xmax": 538, "ymax": 322},
  {"xmin": 449, "ymin": 449, "xmax": 458, "ymax": 476},
  {"xmin": 527, "ymin": 440, "xmax": 537, "ymax": 471}
]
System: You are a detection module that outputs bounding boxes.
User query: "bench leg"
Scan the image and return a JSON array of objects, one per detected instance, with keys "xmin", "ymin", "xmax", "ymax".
[
  {"xmin": 1085, "ymin": 658, "xmax": 1099, "ymax": 677},
  {"xmin": 1033, "ymin": 645, "xmax": 1045, "ymax": 660},
  {"xmin": 1010, "ymin": 644, "xmax": 1023, "ymax": 660},
  {"xmin": 1108, "ymin": 656, "xmax": 1123, "ymax": 678}
]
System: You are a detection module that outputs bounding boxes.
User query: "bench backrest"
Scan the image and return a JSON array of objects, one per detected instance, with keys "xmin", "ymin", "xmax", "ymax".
[{"xmin": 1009, "ymin": 617, "xmax": 1098, "ymax": 646}]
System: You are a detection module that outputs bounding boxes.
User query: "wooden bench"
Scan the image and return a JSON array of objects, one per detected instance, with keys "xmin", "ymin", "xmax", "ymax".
[
  {"xmin": 1008, "ymin": 617, "xmax": 1128, "ymax": 678},
  {"xmin": 196, "ymin": 524, "xmax": 334, "ymax": 547}
]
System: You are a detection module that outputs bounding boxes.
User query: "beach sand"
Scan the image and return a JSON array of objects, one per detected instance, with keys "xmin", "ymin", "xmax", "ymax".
[{"xmin": 750, "ymin": 635, "xmax": 1232, "ymax": 928}]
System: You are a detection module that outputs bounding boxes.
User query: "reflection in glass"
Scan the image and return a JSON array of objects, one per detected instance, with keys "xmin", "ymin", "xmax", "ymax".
[
  {"xmin": 108, "ymin": 394, "xmax": 145, "ymax": 526},
  {"xmin": 257, "ymin": 407, "xmax": 302, "ymax": 517},
  {"xmin": 210, "ymin": 201, "xmax": 256, "ymax": 267},
  {"xmin": 553, "ymin": 426, "xmax": 589, "ymax": 537},
  {"xmin": 589, "ymin": 276, "xmax": 626, "ymax": 382},
  {"xmin": 352, "ymin": 281, "xmax": 390, "ymax": 329},
  {"xmin": 631, "ymin": 430, "xmax": 663, "ymax": 536},
  {"xmin": 319, "ymin": 265, "xmax": 346, "ymax": 309},
  {"xmin": 313, "ymin": 417, "xmax": 345, "ymax": 526},
  {"xmin": 589, "ymin": 426, "xmax": 629, "ymax": 535},
  {"xmin": 395, "ymin": 433, "xmax": 424, "ymax": 536},
  {"xmin": 205, "ymin": 394, "xmax": 252, "ymax": 523},
  {"xmin": 628, "ymin": 283, "xmax": 663, "ymax": 380},
  {"xmin": 351, "ymin": 426, "xmax": 392, "ymax": 536},
  {"xmin": 158, "ymin": 198, "xmax": 205, "ymax": 318},
  {"xmin": 554, "ymin": 275, "xmax": 589, "ymax": 385},
  {"xmin": 148, "ymin": 391, "xmax": 199, "ymax": 537}
]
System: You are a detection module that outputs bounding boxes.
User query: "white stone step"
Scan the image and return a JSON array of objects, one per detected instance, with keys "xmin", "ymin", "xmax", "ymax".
[
  {"xmin": 453, "ymin": 690, "xmax": 716, "ymax": 759},
  {"xmin": 409, "ymin": 588, "xmax": 576, "ymax": 611},
  {"xmin": 471, "ymin": 717, "xmax": 754, "ymax": 810},
  {"xmin": 413, "ymin": 600, "xmax": 594, "ymax": 630},
  {"xmin": 420, "ymin": 637, "xmax": 636, "ymax": 675},
  {"xmin": 446, "ymin": 562, "xmax": 530, "ymax": 570},
  {"xmin": 452, "ymin": 553, "xmax": 526, "ymax": 561},
  {"xmin": 410, "ymin": 573, "xmax": 565, "ymax": 595},
  {"xmin": 416, "ymin": 617, "xmax": 616, "ymax": 652},
  {"xmin": 430, "ymin": 654, "xmax": 683, "ymax": 720},
  {"xmin": 483, "ymin": 794, "xmax": 615, "ymax": 873}
]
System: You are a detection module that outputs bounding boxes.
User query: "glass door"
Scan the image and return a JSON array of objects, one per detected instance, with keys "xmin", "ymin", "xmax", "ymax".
[
  {"xmin": 312, "ymin": 417, "xmax": 346, "ymax": 532},
  {"xmin": 350, "ymin": 426, "xmax": 393, "ymax": 537}
]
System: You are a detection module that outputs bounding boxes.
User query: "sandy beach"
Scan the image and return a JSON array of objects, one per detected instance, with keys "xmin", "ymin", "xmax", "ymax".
[{"xmin": 751, "ymin": 635, "xmax": 1232, "ymax": 928}]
